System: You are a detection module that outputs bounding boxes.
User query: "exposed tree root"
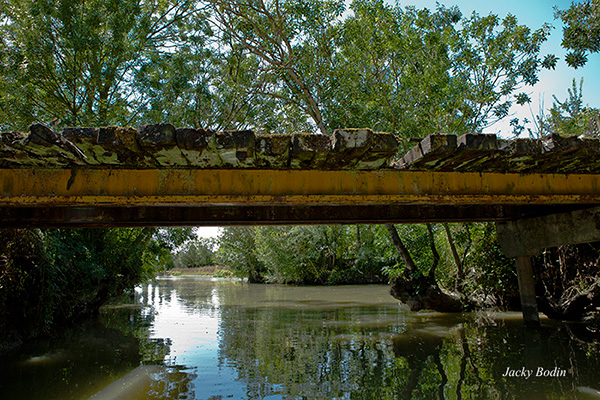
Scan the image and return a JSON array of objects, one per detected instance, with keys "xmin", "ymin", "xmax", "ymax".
[
  {"xmin": 389, "ymin": 273, "xmax": 473, "ymax": 313},
  {"xmin": 385, "ymin": 223, "xmax": 475, "ymax": 313},
  {"xmin": 538, "ymin": 281, "xmax": 600, "ymax": 321}
]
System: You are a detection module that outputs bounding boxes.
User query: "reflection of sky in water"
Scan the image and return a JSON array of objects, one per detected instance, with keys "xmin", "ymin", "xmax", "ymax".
[
  {"xmin": 139, "ymin": 279, "xmax": 407, "ymax": 400},
  {"xmin": 142, "ymin": 281, "xmax": 248, "ymax": 399}
]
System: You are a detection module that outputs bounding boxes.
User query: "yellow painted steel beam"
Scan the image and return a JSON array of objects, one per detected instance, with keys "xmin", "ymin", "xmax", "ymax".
[{"xmin": 2, "ymin": 168, "xmax": 600, "ymax": 207}]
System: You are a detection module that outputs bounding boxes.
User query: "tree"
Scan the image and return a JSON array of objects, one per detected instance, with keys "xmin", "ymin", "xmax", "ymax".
[
  {"xmin": 449, "ymin": 12, "xmax": 552, "ymax": 132},
  {"xmin": 173, "ymin": 237, "xmax": 216, "ymax": 269},
  {"xmin": 542, "ymin": 78, "xmax": 600, "ymax": 137},
  {"xmin": 133, "ymin": 25, "xmax": 287, "ymax": 131},
  {"xmin": 0, "ymin": 227, "xmax": 193, "ymax": 337},
  {"xmin": 535, "ymin": 242, "xmax": 600, "ymax": 321},
  {"xmin": 385, "ymin": 224, "xmax": 467, "ymax": 312},
  {"xmin": 555, "ymin": 0, "xmax": 600, "ymax": 68},
  {"xmin": 217, "ymin": 227, "xmax": 266, "ymax": 283},
  {"xmin": 0, "ymin": 0, "xmax": 207, "ymax": 130},
  {"xmin": 321, "ymin": 1, "xmax": 552, "ymax": 137},
  {"xmin": 217, "ymin": 225, "xmax": 391, "ymax": 284},
  {"xmin": 207, "ymin": 0, "xmax": 345, "ymax": 135},
  {"xmin": 328, "ymin": 1, "xmax": 464, "ymax": 137}
]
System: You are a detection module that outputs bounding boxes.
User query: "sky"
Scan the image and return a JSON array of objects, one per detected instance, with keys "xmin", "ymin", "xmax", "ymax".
[
  {"xmin": 394, "ymin": 0, "xmax": 600, "ymax": 136},
  {"xmin": 196, "ymin": 226, "xmax": 221, "ymax": 239}
]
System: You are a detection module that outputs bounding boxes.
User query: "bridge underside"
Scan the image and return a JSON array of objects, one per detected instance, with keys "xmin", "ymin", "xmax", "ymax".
[{"xmin": 0, "ymin": 204, "xmax": 588, "ymax": 228}]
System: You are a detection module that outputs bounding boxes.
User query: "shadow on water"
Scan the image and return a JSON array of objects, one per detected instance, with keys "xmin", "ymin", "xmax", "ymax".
[
  {"xmin": 0, "ymin": 303, "xmax": 197, "ymax": 400},
  {"xmin": 1, "ymin": 278, "xmax": 600, "ymax": 399}
]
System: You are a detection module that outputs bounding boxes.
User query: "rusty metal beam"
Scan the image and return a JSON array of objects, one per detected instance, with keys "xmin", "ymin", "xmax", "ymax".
[
  {"xmin": 2, "ymin": 168, "xmax": 600, "ymax": 207},
  {"xmin": 0, "ymin": 204, "xmax": 586, "ymax": 228}
]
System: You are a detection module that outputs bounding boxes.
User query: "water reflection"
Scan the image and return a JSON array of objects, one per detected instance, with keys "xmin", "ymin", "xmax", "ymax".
[{"xmin": 0, "ymin": 277, "xmax": 599, "ymax": 399}]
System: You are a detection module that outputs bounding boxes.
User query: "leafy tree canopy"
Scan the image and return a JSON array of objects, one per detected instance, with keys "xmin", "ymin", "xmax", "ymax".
[
  {"xmin": 555, "ymin": 0, "xmax": 600, "ymax": 68},
  {"xmin": 1, "ymin": 0, "xmax": 554, "ymax": 137}
]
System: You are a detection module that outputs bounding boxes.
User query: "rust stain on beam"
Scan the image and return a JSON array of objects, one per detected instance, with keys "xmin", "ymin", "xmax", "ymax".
[{"xmin": 2, "ymin": 168, "xmax": 600, "ymax": 207}]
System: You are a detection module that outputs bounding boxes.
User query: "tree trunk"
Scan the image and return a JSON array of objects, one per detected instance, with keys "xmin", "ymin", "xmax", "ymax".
[
  {"xmin": 389, "ymin": 275, "xmax": 468, "ymax": 312},
  {"xmin": 385, "ymin": 224, "xmax": 471, "ymax": 312},
  {"xmin": 426, "ymin": 224, "xmax": 440, "ymax": 282},
  {"xmin": 384, "ymin": 224, "xmax": 416, "ymax": 273},
  {"xmin": 538, "ymin": 281, "xmax": 600, "ymax": 321},
  {"xmin": 443, "ymin": 223, "xmax": 464, "ymax": 289}
]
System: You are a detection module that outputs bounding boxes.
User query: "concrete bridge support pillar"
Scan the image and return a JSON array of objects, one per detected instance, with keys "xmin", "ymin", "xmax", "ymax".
[
  {"xmin": 514, "ymin": 256, "xmax": 540, "ymax": 327},
  {"xmin": 497, "ymin": 206, "xmax": 600, "ymax": 327}
]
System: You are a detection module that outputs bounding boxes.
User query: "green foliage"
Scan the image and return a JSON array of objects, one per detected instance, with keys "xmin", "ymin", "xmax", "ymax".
[
  {"xmin": 457, "ymin": 223, "xmax": 517, "ymax": 306},
  {"xmin": 394, "ymin": 225, "xmax": 436, "ymax": 275},
  {"xmin": 304, "ymin": 1, "xmax": 550, "ymax": 138},
  {"xmin": 381, "ymin": 222, "xmax": 517, "ymax": 307},
  {"xmin": 0, "ymin": 0, "xmax": 552, "ymax": 135},
  {"xmin": 143, "ymin": 227, "xmax": 194, "ymax": 271},
  {"xmin": 0, "ymin": 227, "xmax": 193, "ymax": 336},
  {"xmin": 215, "ymin": 294, "xmax": 600, "ymax": 399},
  {"xmin": 254, "ymin": 226, "xmax": 330, "ymax": 284},
  {"xmin": 449, "ymin": 12, "xmax": 552, "ymax": 131},
  {"xmin": 329, "ymin": 1, "xmax": 460, "ymax": 138},
  {"xmin": 353, "ymin": 225, "xmax": 400, "ymax": 281},
  {"xmin": 543, "ymin": 78, "xmax": 600, "ymax": 137},
  {"xmin": 207, "ymin": 0, "xmax": 345, "ymax": 134},
  {"xmin": 513, "ymin": 78, "xmax": 600, "ymax": 139},
  {"xmin": 533, "ymin": 241, "xmax": 600, "ymax": 315},
  {"xmin": 218, "ymin": 225, "xmax": 393, "ymax": 284},
  {"xmin": 216, "ymin": 222, "xmax": 518, "ymax": 308},
  {"xmin": 133, "ymin": 28, "xmax": 278, "ymax": 131},
  {"xmin": 217, "ymin": 227, "xmax": 266, "ymax": 283},
  {"xmin": 212, "ymin": 268, "xmax": 233, "ymax": 278},
  {"xmin": 0, "ymin": 0, "xmax": 206, "ymax": 130},
  {"xmin": 555, "ymin": 0, "xmax": 600, "ymax": 68},
  {"xmin": 172, "ymin": 237, "xmax": 216, "ymax": 269}
]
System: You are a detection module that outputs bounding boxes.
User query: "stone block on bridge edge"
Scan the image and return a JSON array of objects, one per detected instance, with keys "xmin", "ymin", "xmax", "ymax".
[
  {"xmin": 256, "ymin": 134, "xmax": 291, "ymax": 168},
  {"xmin": 396, "ymin": 134, "xmax": 457, "ymax": 169},
  {"xmin": 326, "ymin": 128, "xmax": 374, "ymax": 169},
  {"xmin": 290, "ymin": 134, "xmax": 331, "ymax": 169}
]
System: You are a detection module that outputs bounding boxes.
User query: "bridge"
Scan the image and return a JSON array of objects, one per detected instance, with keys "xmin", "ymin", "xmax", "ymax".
[{"xmin": 3, "ymin": 123, "xmax": 600, "ymax": 326}]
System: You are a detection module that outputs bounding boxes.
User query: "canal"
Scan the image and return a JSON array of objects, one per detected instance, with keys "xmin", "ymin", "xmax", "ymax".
[{"xmin": 0, "ymin": 277, "xmax": 599, "ymax": 399}]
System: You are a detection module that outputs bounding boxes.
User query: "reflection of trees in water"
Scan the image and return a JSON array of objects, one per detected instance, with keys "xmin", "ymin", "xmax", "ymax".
[
  {"xmin": 101, "ymin": 303, "xmax": 170, "ymax": 365},
  {"xmin": 393, "ymin": 321, "xmax": 600, "ymax": 399},
  {"xmin": 217, "ymin": 305, "xmax": 600, "ymax": 399},
  {"xmin": 143, "ymin": 278, "xmax": 237, "ymax": 310},
  {"xmin": 146, "ymin": 365, "xmax": 197, "ymax": 400},
  {"xmin": 218, "ymin": 305, "xmax": 406, "ymax": 399},
  {"xmin": 107, "ymin": 280, "xmax": 600, "ymax": 399}
]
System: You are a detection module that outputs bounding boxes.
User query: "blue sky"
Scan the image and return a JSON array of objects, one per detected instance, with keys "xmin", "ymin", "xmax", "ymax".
[{"xmin": 392, "ymin": 0, "xmax": 600, "ymax": 135}]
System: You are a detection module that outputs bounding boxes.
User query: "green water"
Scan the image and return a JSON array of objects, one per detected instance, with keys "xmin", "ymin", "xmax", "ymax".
[{"xmin": 0, "ymin": 277, "xmax": 599, "ymax": 399}]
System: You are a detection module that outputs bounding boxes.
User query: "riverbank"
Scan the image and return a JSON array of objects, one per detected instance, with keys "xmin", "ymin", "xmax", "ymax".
[{"xmin": 163, "ymin": 265, "xmax": 233, "ymax": 277}]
